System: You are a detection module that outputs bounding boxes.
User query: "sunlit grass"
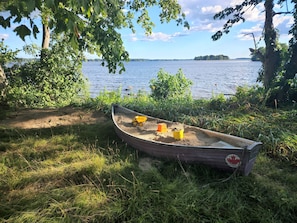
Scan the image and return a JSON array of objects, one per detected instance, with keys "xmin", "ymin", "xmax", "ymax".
[{"xmin": 0, "ymin": 93, "xmax": 296, "ymax": 222}]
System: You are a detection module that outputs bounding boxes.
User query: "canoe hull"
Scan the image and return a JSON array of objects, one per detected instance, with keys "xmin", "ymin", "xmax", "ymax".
[{"xmin": 112, "ymin": 105, "xmax": 262, "ymax": 176}]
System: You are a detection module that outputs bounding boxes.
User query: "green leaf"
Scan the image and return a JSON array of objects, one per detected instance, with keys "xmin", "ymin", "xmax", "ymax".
[
  {"xmin": 32, "ymin": 25, "xmax": 40, "ymax": 38},
  {"xmin": 13, "ymin": 15, "xmax": 22, "ymax": 23},
  {"xmin": 14, "ymin": 25, "xmax": 31, "ymax": 41},
  {"xmin": 45, "ymin": 0, "xmax": 55, "ymax": 8},
  {"xmin": 26, "ymin": 0, "xmax": 36, "ymax": 13},
  {"xmin": 7, "ymin": 5, "xmax": 18, "ymax": 17},
  {"xmin": 0, "ymin": 16, "xmax": 10, "ymax": 28}
]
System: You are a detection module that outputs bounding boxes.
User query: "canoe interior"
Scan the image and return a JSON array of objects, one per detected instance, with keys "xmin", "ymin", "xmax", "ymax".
[
  {"xmin": 112, "ymin": 104, "xmax": 262, "ymax": 176},
  {"xmin": 113, "ymin": 105, "xmax": 253, "ymax": 149}
]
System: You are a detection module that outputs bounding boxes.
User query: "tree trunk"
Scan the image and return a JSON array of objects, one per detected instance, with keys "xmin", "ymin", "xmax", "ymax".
[
  {"xmin": 41, "ymin": 22, "xmax": 50, "ymax": 60},
  {"xmin": 0, "ymin": 64, "xmax": 7, "ymax": 102},
  {"xmin": 42, "ymin": 23, "xmax": 50, "ymax": 49},
  {"xmin": 263, "ymin": 0, "xmax": 280, "ymax": 89}
]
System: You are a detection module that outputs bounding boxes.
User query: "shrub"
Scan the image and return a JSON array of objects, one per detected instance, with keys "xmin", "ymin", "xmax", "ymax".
[
  {"xmin": 149, "ymin": 69, "xmax": 193, "ymax": 101},
  {"xmin": 0, "ymin": 40, "xmax": 19, "ymax": 105},
  {"xmin": 5, "ymin": 37, "xmax": 89, "ymax": 108},
  {"xmin": 224, "ymin": 86, "xmax": 266, "ymax": 111}
]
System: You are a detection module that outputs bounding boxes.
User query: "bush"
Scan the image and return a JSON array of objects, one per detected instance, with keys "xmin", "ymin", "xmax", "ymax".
[
  {"xmin": 5, "ymin": 37, "xmax": 89, "ymax": 108},
  {"xmin": 0, "ymin": 40, "xmax": 19, "ymax": 105},
  {"xmin": 149, "ymin": 69, "xmax": 193, "ymax": 100}
]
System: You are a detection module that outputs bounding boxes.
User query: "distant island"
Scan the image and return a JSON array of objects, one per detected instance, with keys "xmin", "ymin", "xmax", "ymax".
[{"xmin": 194, "ymin": 55, "xmax": 229, "ymax": 60}]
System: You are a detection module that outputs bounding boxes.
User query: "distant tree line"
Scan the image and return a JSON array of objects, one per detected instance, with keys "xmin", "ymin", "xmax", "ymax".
[{"xmin": 194, "ymin": 55, "xmax": 229, "ymax": 60}]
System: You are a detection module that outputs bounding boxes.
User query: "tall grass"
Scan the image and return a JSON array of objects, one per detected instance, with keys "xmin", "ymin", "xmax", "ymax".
[{"xmin": 0, "ymin": 90, "xmax": 296, "ymax": 222}]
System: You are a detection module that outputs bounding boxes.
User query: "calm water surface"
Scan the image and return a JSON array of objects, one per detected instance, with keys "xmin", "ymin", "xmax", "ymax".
[{"xmin": 82, "ymin": 60, "xmax": 261, "ymax": 99}]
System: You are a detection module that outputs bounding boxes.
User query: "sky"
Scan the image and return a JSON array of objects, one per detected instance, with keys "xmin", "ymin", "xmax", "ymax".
[{"xmin": 0, "ymin": 0, "xmax": 294, "ymax": 59}]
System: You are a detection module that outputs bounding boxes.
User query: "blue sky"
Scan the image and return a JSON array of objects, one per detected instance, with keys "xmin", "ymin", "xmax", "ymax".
[{"xmin": 0, "ymin": 0, "xmax": 294, "ymax": 59}]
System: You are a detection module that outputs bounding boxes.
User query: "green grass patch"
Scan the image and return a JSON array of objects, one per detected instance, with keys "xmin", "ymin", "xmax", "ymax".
[{"xmin": 0, "ymin": 95, "xmax": 296, "ymax": 222}]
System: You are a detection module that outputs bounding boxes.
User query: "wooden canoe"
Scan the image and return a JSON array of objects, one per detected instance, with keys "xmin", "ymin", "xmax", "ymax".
[{"xmin": 112, "ymin": 104, "xmax": 262, "ymax": 176}]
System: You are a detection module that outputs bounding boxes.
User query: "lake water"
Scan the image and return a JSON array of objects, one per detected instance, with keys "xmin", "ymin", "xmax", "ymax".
[{"xmin": 82, "ymin": 60, "xmax": 262, "ymax": 99}]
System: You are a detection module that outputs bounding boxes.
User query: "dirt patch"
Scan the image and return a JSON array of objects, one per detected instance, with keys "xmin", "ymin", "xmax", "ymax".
[{"xmin": 0, "ymin": 106, "xmax": 108, "ymax": 129}]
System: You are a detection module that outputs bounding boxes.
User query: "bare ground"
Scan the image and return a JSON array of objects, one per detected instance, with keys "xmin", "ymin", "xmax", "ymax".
[
  {"xmin": 0, "ymin": 106, "xmax": 162, "ymax": 171},
  {"xmin": 0, "ymin": 106, "xmax": 108, "ymax": 129},
  {"xmin": 0, "ymin": 106, "xmax": 224, "ymax": 171}
]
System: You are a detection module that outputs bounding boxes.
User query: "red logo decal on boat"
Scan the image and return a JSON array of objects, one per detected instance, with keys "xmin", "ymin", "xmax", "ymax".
[{"xmin": 225, "ymin": 154, "xmax": 241, "ymax": 168}]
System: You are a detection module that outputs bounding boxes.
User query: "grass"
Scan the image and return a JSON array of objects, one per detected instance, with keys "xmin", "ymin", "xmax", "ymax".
[{"xmin": 0, "ymin": 94, "xmax": 297, "ymax": 222}]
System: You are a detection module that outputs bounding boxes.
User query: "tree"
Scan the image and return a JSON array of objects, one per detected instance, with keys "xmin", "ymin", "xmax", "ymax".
[
  {"xmin": 280, "ymin": 2, "xmax": 297, "ymax": 102},
  {"xmin": 0, "ymin": 39, "xmax": 19, "ymax": 104},
  {"xmin": 0, "ymin": 1, "xmax": 189, "ymax": 107},
  {"xmin": 211, "ymin": 0, "xmax": 296, "ymax": 105},
  {"xmin": 5, "ymin": 34, "xmax": 89, "ymax": 108},
  {"xmin": 212, "ymin": 0, "xmax": 280, "ymax": 89},
  {"xmin": 0, "ymin": 0, "xmax": 189, "ymax": 73},
  {"xmin": 262, "ymin": 0, "xmax": 281, "ymax": 89},
  {"xmin": 194, "ymin": 55, "xmax": 229, "ymax": 60},
  {"xmin": 250, "ymin": 46, "xmax": 265, "ymax": 61}
]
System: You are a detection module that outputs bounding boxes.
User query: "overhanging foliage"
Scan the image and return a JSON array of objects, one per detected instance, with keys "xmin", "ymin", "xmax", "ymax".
[{"xmin": 0, "ymin": 0, "xmax": 189, "ymax": 73}]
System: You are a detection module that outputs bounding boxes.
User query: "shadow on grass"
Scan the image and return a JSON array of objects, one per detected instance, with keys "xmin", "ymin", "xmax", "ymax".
[{"xmin": 0, "ymin": 120, "xmax": 297, "ymax": 222}]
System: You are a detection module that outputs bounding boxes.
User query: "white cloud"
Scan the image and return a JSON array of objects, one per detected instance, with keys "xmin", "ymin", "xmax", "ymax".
[
  {"xmin": 190, "ymin": 22, "xmax": 220, "ymax": 32},
  {"xmin": 179, "ymin": 0, "xmax": 265, "ymax": 24},
  {"xmin": 145, "ymin": 32, "xmax": 173, "ymax": 41},
  {"xmin": 130, "ymin": 34, "xmax": 138, "ymax": 41},
  {"xmin": 274, "ymin": 14, "xmax": 293, "ymax": 28},
  {"xmin": 130, "ymin": 31, "xmax": 189, "ymax": 42},
  {"xmin": 242, "ymin": 3, "xmax": 265, "ymax": 22},
  {"xmin": 0, "ymin": 34, "xmax": 9, "ymax": 39},
  {"xmin": 178, "ymin": 0, "xmax": 292, "ymax": 40},
  {"xmin": 201, "ymin": 5, "xmax": 223, "ymax": 14},
  {"xmin": 179, "ymin": 0, "xmax": 233, "ymax": 21},
  {"xmin": 129, "ymin": 1, "xmax": 293, "ymax": 43},
  {"xmin": 230, "ymin": 0, "xmax": 246, "ymax": 6},
  {"xmin": 239, "ymin": 24, "xmax": 263, "ymax": 36}
]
